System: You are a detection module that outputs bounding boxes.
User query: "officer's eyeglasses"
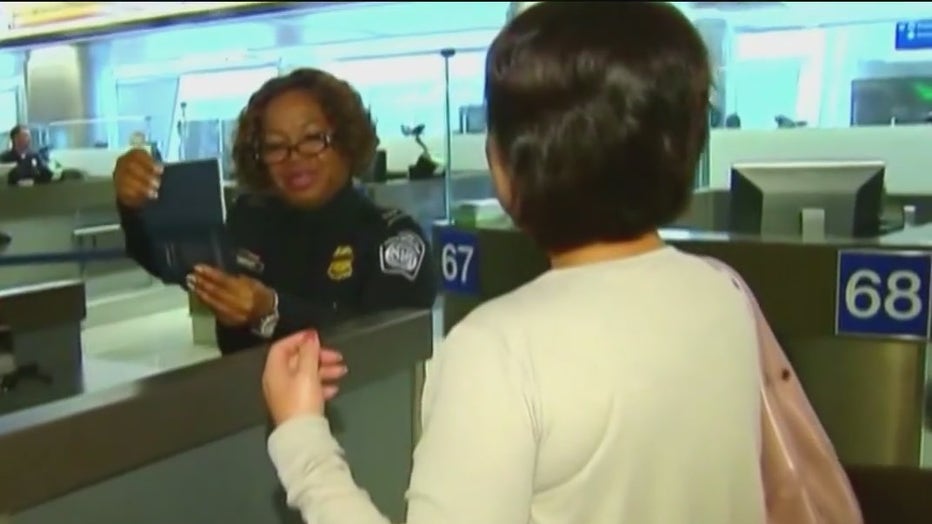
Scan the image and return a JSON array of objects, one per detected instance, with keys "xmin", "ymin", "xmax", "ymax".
[{"xmin": 259, "ymin": 132, "xmax": 333, "ymax": 164}]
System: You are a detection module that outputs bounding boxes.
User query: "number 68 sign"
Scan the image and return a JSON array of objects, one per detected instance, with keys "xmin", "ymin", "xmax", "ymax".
[{"xmin": 835, "ymin": 250, "xmax": 932, "ymax": 339}]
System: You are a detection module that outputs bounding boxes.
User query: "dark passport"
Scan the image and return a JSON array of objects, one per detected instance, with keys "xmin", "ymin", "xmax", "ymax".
[{"xmin": 139, "ymin": 159, "xmax": 236, "ymax": 285}]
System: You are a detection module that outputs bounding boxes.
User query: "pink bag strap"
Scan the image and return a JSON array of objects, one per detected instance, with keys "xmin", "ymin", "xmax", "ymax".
[{"xmin": 703, "ymin": 256, "xmax": 864, "ymax": 524}]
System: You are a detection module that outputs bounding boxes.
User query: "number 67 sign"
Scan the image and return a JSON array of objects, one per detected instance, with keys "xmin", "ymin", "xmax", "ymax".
[
  {"xmin": 835, "ymin": 250, "xmax": 932, "ymax": 339},
  {"xmin": 437, "ymin": 228, "xmax": 480, "ymax": 295}
]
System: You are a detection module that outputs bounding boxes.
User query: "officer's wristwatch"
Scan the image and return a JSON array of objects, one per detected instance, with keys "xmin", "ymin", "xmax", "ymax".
[{"xmin": 253, "ymin": 291, "xmax": 280, "ymax": 339}]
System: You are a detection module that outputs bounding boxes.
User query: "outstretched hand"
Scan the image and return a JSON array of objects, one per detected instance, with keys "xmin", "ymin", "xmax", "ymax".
[
  {"xmin": 262, "ymin": 330, "xmax": 347, "ymax": 426},
  {"xmin": 188, "ymin": 265, "xmax": 275, "ymax": 327}
]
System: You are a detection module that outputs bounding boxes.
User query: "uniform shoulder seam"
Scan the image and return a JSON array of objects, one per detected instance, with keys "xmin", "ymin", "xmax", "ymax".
[{"xmin": 377, "ymin": 206, "xmax": 413, "ymax": 229}]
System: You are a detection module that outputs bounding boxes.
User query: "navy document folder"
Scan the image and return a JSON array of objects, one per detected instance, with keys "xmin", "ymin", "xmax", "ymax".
[{"xmin": 139, "ymin": 159, "xmax": 236, "ymax": 285}]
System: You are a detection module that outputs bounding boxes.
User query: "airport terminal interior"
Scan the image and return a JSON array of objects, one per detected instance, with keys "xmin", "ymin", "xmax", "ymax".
[{"xmin": 3, "ymin": 1, "xmax": 932, "ymax": 522}]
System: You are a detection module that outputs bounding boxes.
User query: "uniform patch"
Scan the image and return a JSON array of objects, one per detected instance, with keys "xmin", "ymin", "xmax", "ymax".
[
  {"xmin": 327, "ymin": 245, "xmax": 354, "ymax": 281},
  {"xmin": 379, "ymin": 231, "xmax": 425, "ymax": 281}
]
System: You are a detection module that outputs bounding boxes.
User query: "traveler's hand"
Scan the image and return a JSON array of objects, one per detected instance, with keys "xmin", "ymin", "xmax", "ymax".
[
  {"xmin": 113, "ymin": 149, "xmax": 161, "ymax": 209},
  {"xmin": 263, "ymin": 330, "xmax": 346, "ymax": 426},
  {"xmin": 189, "ymin": 265, "xmax": 275, "ymax": 327}
]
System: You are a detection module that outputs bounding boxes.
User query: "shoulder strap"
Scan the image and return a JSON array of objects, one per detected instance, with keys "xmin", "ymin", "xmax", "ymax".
[{"xmin": 702, "ymin": 257, "xmax": 864, "ymax": 524}]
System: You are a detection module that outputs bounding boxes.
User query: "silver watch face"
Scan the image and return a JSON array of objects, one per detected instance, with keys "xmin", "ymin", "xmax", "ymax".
[{"xmin": 261, "ymin": 314, "xmax": 278, "ymax": 336}]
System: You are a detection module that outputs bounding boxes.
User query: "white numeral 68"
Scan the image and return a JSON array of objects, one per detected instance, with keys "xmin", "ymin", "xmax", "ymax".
[{"xmin": 845, "ymin": 268, "xmax": 923, "ymax": 321}]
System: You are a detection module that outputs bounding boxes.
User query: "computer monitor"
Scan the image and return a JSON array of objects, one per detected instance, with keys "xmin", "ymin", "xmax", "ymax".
[{"xmin": 728, "ymin": 160, "xmax": 885, "ymax": 238}]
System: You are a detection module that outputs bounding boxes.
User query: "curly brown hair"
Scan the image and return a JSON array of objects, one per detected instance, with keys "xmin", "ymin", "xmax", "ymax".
[{"xmin": 231, "ymin": 68, "xmax": 378, "ymax": 191}]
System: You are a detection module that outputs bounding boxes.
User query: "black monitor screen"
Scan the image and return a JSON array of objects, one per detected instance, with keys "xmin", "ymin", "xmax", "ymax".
[{"xmin": 728, "ymin": 161, "xmax": 885, "ymax": 238}]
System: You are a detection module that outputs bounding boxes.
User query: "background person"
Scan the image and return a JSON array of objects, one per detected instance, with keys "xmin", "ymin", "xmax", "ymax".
[
  {"xmin": 1, "ymin": 125, "xmax": 53, "ymax": 186},
  {"xmin": 128, "ymin": 130, "xmax": 163, "ymax": 163}
]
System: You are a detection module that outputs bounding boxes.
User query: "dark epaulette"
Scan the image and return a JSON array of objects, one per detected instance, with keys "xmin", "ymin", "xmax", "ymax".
[{"xmin": 377, "ymin": 206, "xmax": 410, "ymax": 229}]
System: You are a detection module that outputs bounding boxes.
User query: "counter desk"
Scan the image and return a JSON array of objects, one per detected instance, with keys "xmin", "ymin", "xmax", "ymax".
[
  {"xmin": 0, "ymin": 308, "xmax": 432, "ymax": 524},
  {"xmin": 676, "ymin": 188, "xmax": 932, "ymax": 233},
  {"xmin": 434, "ymin": 221, "xmax": 932, "ymax": 469},
  {"xmin": 0, "ymin": 178, "xmax": 134, "ymax": 291},
  {"xmin": 0, "ymin": 280, "xmax": 85, "ymax": 416}
]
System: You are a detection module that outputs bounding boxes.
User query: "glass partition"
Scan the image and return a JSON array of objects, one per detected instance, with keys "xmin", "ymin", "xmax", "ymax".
[
  {"xmin": 170, "ymin": 66, "xmax": 277, "ymax": 163},
  {"xmin": 323, "ymin": 47, "xmax": 496, "ymax": 231},
  {"xmin": 44, "ymin": 116, "xmax": 150, "ymax": 151},
  {"xmin": 175, "ymin": 117, "xmax": 237, "ymax": 179},
  {"xmin": 675, "ymin": 3, "xmax": 932, "ymax": 130},
  {"xmin": 115, "ymin": 75, "xmax": 180, "ymax": 156},
  {"xmin": 0, "ymin": 87, "xmax": 19, "ymax": 138}
]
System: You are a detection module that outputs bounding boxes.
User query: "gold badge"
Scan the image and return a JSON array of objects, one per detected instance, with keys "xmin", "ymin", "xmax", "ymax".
[{"xmin": 327, "ymin": 245, "xmax": 354, "ymax": 281}]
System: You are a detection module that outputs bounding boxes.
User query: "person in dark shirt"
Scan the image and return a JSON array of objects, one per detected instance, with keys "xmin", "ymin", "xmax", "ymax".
[
  {"xmin": 1, "ymin": 125, "xmax": 53, "ymax": 186},
  {"xmin": 113, "ymin": 68, "xmax": 437, "ymax": 354}
]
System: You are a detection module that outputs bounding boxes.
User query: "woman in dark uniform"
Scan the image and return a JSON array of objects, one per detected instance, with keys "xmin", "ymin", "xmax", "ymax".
[{"xmin": 113, "ymin": 68, "xmax": 437, "ymax": 354}]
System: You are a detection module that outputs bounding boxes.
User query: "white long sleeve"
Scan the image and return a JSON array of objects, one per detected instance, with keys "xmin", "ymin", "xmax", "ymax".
[
  {"xmin": 268, "ymin": 415, "xmax": 388, "ymax": 524},
  {"xmin": 267, "ymin": 319, "xmax": 538, "ymax": 524}
]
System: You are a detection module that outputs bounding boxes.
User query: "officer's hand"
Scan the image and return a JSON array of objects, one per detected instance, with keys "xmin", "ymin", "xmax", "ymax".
[
  {"xmin": 114, "ymin": 148, "xmax": 162, "ymax": 209},
  {"xmin": 188, "ymin": 265, "xmax": 275, "ymax": 327},
  {"xmin": 263, "ymin": 330, "xmax": 346, "ymax": 426}
]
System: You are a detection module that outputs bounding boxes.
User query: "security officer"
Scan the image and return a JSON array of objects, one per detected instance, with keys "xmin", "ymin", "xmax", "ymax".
[
  {"xmin": 2, "ymin": 125, "xmax": 53, "ymax": 186},
  {"xmin": 114, "ymin": 68, "xmax": 437, "ymax": 354}
]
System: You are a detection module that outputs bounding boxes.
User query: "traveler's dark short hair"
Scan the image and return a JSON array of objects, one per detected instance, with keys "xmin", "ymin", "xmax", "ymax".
[
  {"xmin": 8, "ymin": 124, "xmax": 24, "ymax": 143},
  {"xmin": 485, "ymin": 2, "xmax": 711, "ymax": 253},
  {"xmin": 232, "ymin": 68, "xmax": 378, "ymax": 191}
]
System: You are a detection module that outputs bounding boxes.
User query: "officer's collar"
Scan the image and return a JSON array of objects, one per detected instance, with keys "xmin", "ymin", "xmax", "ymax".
[{"xmin": 292, "ymin": 181, "xmax": 360, "ymax": 219}]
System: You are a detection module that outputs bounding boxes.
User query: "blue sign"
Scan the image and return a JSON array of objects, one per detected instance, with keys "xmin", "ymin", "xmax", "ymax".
[
  {"xmin": 836, "ymin": 250, "xmax": 932, "ymax": 339},
  {"xmin": 437, "ymin": 228, "xmax": 480, "ymax": 295},
  {"xmin": 895, "ymin": 20, "xmax": 932, "ymax": 50}
]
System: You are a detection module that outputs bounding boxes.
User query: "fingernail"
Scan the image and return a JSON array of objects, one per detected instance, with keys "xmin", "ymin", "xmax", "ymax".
[
  {"xmin": 147, "ymin": 188, "xmax": 158, "ymax": 199},
  {"xmin": 186, "ymin": 274, "xmax": 196, "ymax": 287},
  {"xmin": 340, "ymin": 366, "xmax": 348, "ymax": 376},
  {"xmin": 154, "ymin": 164, "xmax": 164, "ymax": 174}
]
